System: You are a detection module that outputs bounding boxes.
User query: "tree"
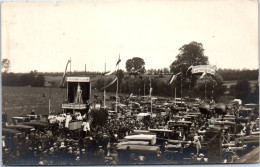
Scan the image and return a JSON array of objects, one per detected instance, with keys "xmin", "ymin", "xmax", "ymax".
[
  {"xmin": 2, "ymin": 59, "xmax": 11, "ymax": 73},
  {"xmin": 125, "ymin": 57, "xmax": 145, "ymax": 73},
  {"xmin": 116, "ymin": 69, "xmax": 124, "ymax": 84},
  {"xmin": 126, "ymin": 59, "xmax": 134, "ymax": 72},
  {"xmin": 169, "ymin": 42, "xmax": 225, "ymax": 99},
  {"xmin": 31, "ymin": 74, "xmax": 45, "ymax": 87},
  {"xmin": 170, "ymin": 41, "xmax": 208, "ymax": 74},
  {"xmin": 234, "ymin": 80, "xmax": 250, "ymax": 103}
]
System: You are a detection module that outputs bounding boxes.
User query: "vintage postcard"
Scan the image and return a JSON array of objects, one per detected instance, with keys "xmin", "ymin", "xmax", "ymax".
[{"xmin": 1, "ymin": 0, "xmax": 259, "ymax": 165}]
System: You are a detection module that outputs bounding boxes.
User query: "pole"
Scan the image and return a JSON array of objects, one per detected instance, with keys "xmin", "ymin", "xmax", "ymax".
[
  {"xmin": 85, "ymin": 64, "xmax": 86, "ymax": 76},
  {"xmin": 116, "ymin": 61, "xmax": 119, "ymax": 112},
  {"xmin": 205, "ymin": 84, "xmax": 207, "ymax": 99},
  {"xmin": 49, "ymin": 86, "xmax": 52, "ymax": 115},
  {"xmin": 211, "ymin": 84, "xmax": 214, "ymax": 100},
  {"xmin": 189, "ymin": 73, "xmax": 192, "ymax": 98},
  {"xmin": 175, "ymin": 87, "xmax": 177, "ymax": 105},
  {"xmin": 144, "ymin": 83, "xmax": 145, "ymax": 96},
  {"xmin": 181, "ymin": 73, "xmax": 183, "ymax": 105},
  {"xmin": 70, "ymin": 57, "xmax": 71, "ymax": 76},
  {"xmin": 104, "ymin": 63, "xmax": 106, "ymax": 108}
]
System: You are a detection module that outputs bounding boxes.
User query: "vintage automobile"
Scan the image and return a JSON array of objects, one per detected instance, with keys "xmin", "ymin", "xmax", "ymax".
[
  {"xmin": 116, "ymin": 144, "xmax": 162, "ymax": 164},
  {"xmin": 163, "ymin": 140, "xmax": 196, "ymax": 162},
  {"xmin": 148, "ymin": 129, "xmax": 175, "ymax": 145},
  {"xmin": 11, "ymin": 116, "xmax": 30, "ymax": 125},
  {"xmin": 124, "ymin": 134, "xmax": 157, "ymax": 146}
]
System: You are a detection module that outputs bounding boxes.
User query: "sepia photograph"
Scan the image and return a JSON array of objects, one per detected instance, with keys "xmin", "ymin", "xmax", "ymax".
[{"xmin": 1, "ymin": 0, "xmax": 259, "ymax": 165}]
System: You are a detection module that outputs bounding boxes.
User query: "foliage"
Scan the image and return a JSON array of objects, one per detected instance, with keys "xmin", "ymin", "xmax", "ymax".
[
  {"xmin": 233, "ymin": 80, "xmax": 250, "ymax": 102},
  {"xmin": 2, "ymin": 59, "xmax": 11, "ymax": 73},
  {"xmin": 170, "ymin": 41, "xmax": 208, "ymax": 74},
  {"xmin": 218, "ymin": 68, "xmax": 258, "ymax": 81},
  {"xmin": 230, "ymin": 80, "xmax": 258, "ymax": 104},
  {"xmin": 125, "ymin": 57, "xmax": 145, "ymax": 73},
  {"xmin": 2, "ymin": 71, "xmax": 45, "ymax": 87},
  {"xmin": 168, "ymin": 41, "xmax": 224, "ymax": 99},
  {"xmin": 116, "ymin": 69, "xmax": 125, "ymax": 85}
]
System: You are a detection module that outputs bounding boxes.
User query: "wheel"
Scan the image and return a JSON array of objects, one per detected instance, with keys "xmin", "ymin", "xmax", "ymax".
[{"xmin": 164, "ymin": 152, "xmax": 173, "ymax": 161}]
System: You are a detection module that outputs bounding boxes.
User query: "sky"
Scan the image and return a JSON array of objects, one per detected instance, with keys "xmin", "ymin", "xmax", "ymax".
[{"xmin": 1, "ymin": 0, "xmax": 258, "ymax": 73}]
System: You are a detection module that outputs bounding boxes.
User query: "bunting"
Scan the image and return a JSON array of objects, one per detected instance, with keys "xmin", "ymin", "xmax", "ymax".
[
  {"xmin": 168, "ymin": 72, "xmax": 181, "ymax": 85},
  {"xmin": 102, "ymin": 71, "xmax": 114, "ymax": 76},
  {"xmin": 102, "ymin": 77, "xmax": 117, "ymax": 90},
  {"xmin": 116, "ymin": 54, "xmax": 121, "ymax": 67},
  {"xmin": 199, "ymin": 72, "xmax": 207, "ymax": 79},
  {"xmin": 62, "ymin": 60, "xmax": 71, "ymax": 87}
]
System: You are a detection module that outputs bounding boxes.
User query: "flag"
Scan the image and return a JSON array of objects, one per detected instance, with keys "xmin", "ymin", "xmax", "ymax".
[
  {"xmin": 149, "ymin": 88, "xmax": 153, "ymax": 97},
  {"xmin": 62, "ymin": 60, "xmax": 71, "ymax": 86},
  {"xmin": 102, "ymin": 70, "xmax": 114, "ymax": 76},
  {"xmin": 102, "ymin": 77, "xmax": 117, "ymax": 89},
  {"xmin": 186, "ymin": 65, "xmax": 193, "ymax": 75},
  {"xmin": 116, "ymin": 54, "xmax": 121, "ymax": 67},
  {"xmin": 168, "ymin": 72, "xmax": 181, "ymax": 85},
  {"xmin": 199, "ymin": 72, "xmax": 206, "ymax": 79},
  {"xmin": 127, "ymin": 93, "xmax": 133, "ymax": 100},
  {"xmin": 134, "ymin": 65, "xmax": 144, "ymax": 73},
  {"xmin": 191, "ymin": 65, "xmax": 216, "ymax": 75}
]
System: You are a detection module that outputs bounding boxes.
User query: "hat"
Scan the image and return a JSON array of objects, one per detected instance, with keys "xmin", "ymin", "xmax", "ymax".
[
  {"xmin": 82, "ymin": 149, "xmax": 86, "ymax": 152},
  {"xmin": 199, "ymin": 153, "xmax": 204, "ymax": 157},
  {"xmin": 39, "ymin": 161, "xmax": 44, "ymax": 165}
]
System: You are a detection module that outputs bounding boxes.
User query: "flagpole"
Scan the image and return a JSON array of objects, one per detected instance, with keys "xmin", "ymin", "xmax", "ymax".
[
  {"xmin": 189, "ymin": 73, "xmax": 192, "ymax": 98},
  {"xmin": 85, "ymin": 64, "xmax": 86, "ymax": 76},
  {"xmin": 116, "ymin": 58, "xmax": 119, "ymax": 113},
  {"xmin": 211, "ymin": 84, "xmax": 214, "ymax": 100},
  {"xmin": 70, "ymin": 57, "xmax": 71, "ymax": 76},
  {"xmin": 49, "ymin": 86, "xmax": 51, "ymax": 115},
  {"xmin": 205, "ymin": 84, "xmax": 207, "ymax": 99},
  {"xmin": 144, "ymin": 83, "xmax": 145, "ymax": 96},
  {"xmin": 175, "ymin": 87, "xmax": 176, "ymax": 105},
  {"xmin": 104, "ymin": 63, "xmax": 106, "ymax": 108},
  {"xmin": 181, "ymin": 73, "xmax": 183, "ymax": 105},
  {"xmin": 150, "ymin": 78, "xmax": 152, "ymax": 115}
]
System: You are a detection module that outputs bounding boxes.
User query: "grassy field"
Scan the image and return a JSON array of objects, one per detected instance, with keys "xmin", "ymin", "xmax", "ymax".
[{"xmin": 2, "ymin": 86, "xmax": 118, "ymax": 119}]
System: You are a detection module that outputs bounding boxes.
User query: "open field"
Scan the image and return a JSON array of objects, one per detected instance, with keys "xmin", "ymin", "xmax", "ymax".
[
  {"xmin": 2, "ymin": 86, "xmax": 118, "ymax": 119},
  {"xmin": 3, "ymin": 78, "xmax": 258, "ymax": 119}
]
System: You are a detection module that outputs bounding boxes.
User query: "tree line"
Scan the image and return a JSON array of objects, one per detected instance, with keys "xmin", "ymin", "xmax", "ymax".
[
  {"xmin": 2, "ymin": 71, "xmax": 45, "ymax": 87},
  {"xmin": 218, "ymin": 69, "xmax": 258, "ymax": 81}
]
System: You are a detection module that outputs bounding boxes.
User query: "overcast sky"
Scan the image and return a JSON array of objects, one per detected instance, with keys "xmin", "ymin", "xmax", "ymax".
[{"xmin": 1, "ymin": 0, "xmax": 258, "ymax": 73}]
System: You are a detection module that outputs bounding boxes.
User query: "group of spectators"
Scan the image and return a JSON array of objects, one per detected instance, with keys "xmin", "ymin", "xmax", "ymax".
[{"xmin": 2, "ymin": 96, "xmax": 260, "ymax": 165}]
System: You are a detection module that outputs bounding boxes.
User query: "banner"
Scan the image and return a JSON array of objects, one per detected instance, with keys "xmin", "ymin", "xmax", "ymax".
[
  {"xmin": 102, "ymin": 77, "xmax": 117, "ymax": 89},
  {"xmin": 116, "ymin": 54, "xmax": 121, "ymax": 67},
  {"xmin": 191, "ymin": 65, "xmax": 216, "ymax": 75},
  {"xmin": 168, "ymin": 72, "xmax": 181, "ymax": 85},
  {"xmin": 62, "ymin": 60, "xmax": 71, "ymax": 86},
  {"xmin": 102, "ymin": 71, "xmax": 114, "ymax": 76}
]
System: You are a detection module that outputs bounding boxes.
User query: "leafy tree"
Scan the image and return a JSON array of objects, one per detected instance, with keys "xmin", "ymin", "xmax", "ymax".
[
  {"xmin": 2, "ymin": 73, "xmax": 17, "ymax": 86},
  {"xmin": 126, "ymin": 59, "xmax": 134, "ymax": 72},
  {"xmin": 234, "ymin": 80, "xmax": 250, "ymax": 103},
  {"xmin": 170, "ymin": 41, "xmax": 208, "ymax": 74},
  {"xmin": 125, "ymin": 57, "xmax": 145, "ymax": 73},
  {"xmin": 169, "ymin": 41, "xmax": 225, "ymax": 100},
  {"xmin": 116, "ymin": 69, "xmax": 124, "ymax": 85},
  {"xmin": 31, "ymin": 74, "xmax": 45, "ymax": 87},
  {"xmin": 2, "ymin": 59, "xmax": 11, "ymax": 73}
]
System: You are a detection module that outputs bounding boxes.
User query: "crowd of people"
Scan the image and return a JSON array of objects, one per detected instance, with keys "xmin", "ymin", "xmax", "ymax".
[{"xmin": 2, "ymin": 96, "xmax": 259, "ymax": 165}]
